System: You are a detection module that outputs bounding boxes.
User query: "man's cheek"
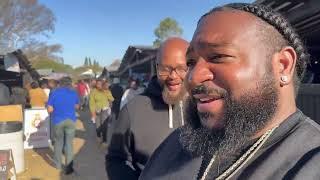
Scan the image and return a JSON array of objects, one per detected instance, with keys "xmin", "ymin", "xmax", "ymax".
[{"xmin": 184, "ymin": 77, "xmax": 192, "ymax": 93}]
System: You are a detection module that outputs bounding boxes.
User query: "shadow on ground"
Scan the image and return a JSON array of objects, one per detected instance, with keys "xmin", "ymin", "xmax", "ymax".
[
  {"xmin": 32, "ymin": 108, "xmax": 108, "ymax": 180},
  {"xmin": 59, "ymin": 109, "xmax": 108, "ymax": 180}
]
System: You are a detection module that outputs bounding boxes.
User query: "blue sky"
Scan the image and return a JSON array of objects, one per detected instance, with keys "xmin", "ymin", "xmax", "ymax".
[{"xmin": 39, "ymin": 0, "xmax": 254, "ymax": 67}]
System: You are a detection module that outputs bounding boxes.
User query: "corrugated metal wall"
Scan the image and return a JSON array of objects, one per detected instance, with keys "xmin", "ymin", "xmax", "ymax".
[{"xmin": 297, "ymin": 84, "xmax": 320, "ymax": 123}]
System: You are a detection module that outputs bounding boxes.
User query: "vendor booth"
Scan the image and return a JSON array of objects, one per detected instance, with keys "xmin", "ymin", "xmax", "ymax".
[{"xmin": 0, "ymin": 50, "xmax": 51, "ymax": 178}]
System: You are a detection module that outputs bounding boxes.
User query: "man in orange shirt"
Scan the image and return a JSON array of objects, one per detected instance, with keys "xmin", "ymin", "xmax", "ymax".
[{"xmin": 28, "ymin": 81, "xmax": 48, "ymax": 108}]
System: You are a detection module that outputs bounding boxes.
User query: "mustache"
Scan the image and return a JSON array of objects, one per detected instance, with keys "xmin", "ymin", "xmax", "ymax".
[{"xmin": 191, "ymin": 84, "xmax": 227, "ymax": 97}]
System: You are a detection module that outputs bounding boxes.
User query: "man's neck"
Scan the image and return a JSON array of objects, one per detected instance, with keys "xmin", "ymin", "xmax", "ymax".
[{"xmin": 253, "ymin": 95, "xmax": 297, "ymax": 139}]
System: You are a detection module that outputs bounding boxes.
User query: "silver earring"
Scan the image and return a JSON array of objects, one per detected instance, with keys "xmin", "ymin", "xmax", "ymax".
[{"xmin": 280, "ymin": 76, "xmax": 288, "ymax": 82}]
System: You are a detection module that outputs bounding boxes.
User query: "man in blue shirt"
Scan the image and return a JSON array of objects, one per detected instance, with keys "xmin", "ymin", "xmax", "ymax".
[{"xmin": 47, "ymin": 76, "xmax": 79, "ymax": 175}]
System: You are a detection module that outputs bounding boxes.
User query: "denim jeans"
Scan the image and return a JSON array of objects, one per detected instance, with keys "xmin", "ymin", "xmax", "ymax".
[
  {"xmin": 96, "ymin": 109, "xmax": 110, "ymax": 142},
  {"xmin": 53, "ymin": 119, "xmax": 76, "ymax": 169}
]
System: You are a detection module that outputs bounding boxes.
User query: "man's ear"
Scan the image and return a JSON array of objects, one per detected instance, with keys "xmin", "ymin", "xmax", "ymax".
[{"xmin": 273, "ymin": 46, "xmax": 297, "ymax": 86}]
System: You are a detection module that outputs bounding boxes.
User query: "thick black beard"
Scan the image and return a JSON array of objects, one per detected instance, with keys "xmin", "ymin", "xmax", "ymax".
[
  {"xmin": 162, "ymin": 84, "xmax": 187, "ymax": 105},
  {"xmin": 179, "ymin": 74, "xmax": 279, "ymax": 157}
]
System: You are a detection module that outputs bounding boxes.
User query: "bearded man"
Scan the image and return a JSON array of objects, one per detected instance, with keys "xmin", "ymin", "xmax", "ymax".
[
  {"xmin": 106, "ymin": 37, "xmax": 189, "ymax": 180},
  {"xmin": 140, "ymin": 3, "xmax": 320, "ymax": 180}
]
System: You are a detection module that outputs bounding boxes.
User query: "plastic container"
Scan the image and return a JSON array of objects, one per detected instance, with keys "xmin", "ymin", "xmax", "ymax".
[{"xmin": 0, "ymin": 121, "xmax": 24, "ymax": 174}]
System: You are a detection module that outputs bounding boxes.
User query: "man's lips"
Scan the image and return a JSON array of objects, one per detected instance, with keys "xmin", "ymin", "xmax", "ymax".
[
  {"xmin": 193, "ymin": 94, "xmax": 224, "ymax": 112},
  {"xmin": 166, "ymin": 82, "xmax": 181, "ymax": 91},
  {"xmin": 193, "ymin": 94, "xmax": 223, "ymax": 103}
]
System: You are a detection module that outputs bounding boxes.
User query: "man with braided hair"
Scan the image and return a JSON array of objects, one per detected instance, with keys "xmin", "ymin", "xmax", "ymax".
[{"xmin": 140, "ymin": 3, "xmax": 320, "ymax": 180}]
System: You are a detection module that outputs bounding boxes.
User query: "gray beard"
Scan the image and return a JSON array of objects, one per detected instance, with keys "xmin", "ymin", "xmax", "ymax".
[
  {"xmin": 179, "ymin": 73, "xmax": 279, "ymax": 157},
  {"xmin": 162, "ymin": 84, "xmax": 187, "ymax": 105}
]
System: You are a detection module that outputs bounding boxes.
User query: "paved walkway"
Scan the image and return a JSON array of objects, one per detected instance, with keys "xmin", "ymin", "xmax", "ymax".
[{"xmin": 17, "ymin": 109, "xmax": 108, "ymax": 180}]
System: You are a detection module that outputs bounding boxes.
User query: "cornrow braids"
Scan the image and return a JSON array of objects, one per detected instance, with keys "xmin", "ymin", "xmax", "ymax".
[{"xmin": 198, "ymin": 3, "xmax": 310, "ymax": 85}]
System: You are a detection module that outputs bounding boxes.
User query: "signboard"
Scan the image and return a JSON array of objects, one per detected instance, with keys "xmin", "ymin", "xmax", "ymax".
[
  {"xmin": 24, "ymin": 109, "xmax": 50, "ymax": 149},
  {"xmin": 0, "ymin": 150, "xmax": 15, "ymax": 180},
  {"xmin": 0, "ymin": 150, "xmax": 9, "ymax": 180}
]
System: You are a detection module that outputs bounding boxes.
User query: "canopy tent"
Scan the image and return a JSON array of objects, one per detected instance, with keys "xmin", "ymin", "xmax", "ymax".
[
  {"xmin": 81, "ymin": 69, "xmax": 94, "ymax": 76},
  {"xmin": 42, "ymin": 72, "xmax": 68, "ymax": 80}
]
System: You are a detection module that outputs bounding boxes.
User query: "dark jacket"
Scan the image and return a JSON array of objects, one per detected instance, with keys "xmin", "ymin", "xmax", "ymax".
[
  {"xmin": 10, "ymin": 86, "xmax": 28, "ymax": 107},
  {"xmin": 110, "ymin": 83, "xmax": 124, "ymax": 118},
  {"xmin": 106, "ymin": 76, "xmax": 185, "ymax": 180},
  {"xmin": 0, "ymin": 83, "xmax": 10, "ymax": 105},
  {"xmin": 140, "ymin": 110, "xmax": 320, "ymax": 180}
]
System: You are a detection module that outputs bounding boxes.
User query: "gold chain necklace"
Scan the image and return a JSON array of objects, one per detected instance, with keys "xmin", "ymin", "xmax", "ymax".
[{"xmin": 200, "ymin": 127, "xmax": 277, "ymax": 180}]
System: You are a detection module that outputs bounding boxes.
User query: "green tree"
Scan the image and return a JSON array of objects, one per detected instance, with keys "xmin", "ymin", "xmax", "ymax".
[
  {"xmin": 84, "ymin": 57, "xmax": 88, "ymax": 66},
  {"xmin": 32, "ymin": 58, "xmax": 73, "ymax": 73},
  {"xmin": 93, "ymin": 59, "xmax": 98, "ymax": 66},
  {"xmin": 88, "ymin": 57, "xmax": 92, "ymax": 66},
  {"xmin": 23, "ymin": 42, "xmax": 63, "ymax": 63},
  {"xmin": 153, "ymin": 17, "xmax": 183, "ymax": 47},
  {"xmin": 0, "ymin": 0, "xmax": 56, "ymax": 54}
]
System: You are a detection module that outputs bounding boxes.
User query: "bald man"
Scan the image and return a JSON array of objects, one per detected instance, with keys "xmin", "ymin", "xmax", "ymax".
[{"xmin": 106, "ymin": 37, "xmax": 189, "ymax": 180}]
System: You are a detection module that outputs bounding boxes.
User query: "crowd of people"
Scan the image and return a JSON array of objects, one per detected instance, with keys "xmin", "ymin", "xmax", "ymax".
[
  {"xmin": 47, "ymin": 76, "xmax": 153, "ymax": 175},
  {"xmin": 0, "ymin": 74, "xmax": 145, "ymax": 175},
  {"xmin": 0, "ymin": 79, "xmax": 57, "ymax": 108}
]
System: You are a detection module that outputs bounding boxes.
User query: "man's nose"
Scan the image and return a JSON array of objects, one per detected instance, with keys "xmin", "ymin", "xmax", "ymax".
[
  {"xmin": 187, "ymin": 60, "xmax": 214, "ymax": 88},
  {"xmin": 168, "ymin": 68, "xmax": 179, "ymax": 79}
]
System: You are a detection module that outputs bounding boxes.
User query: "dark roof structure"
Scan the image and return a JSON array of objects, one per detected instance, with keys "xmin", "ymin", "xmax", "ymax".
[
  {"xmin": 255, "ymin": 0, "xmax": 320, "ymax": 43},
  {"xmin": 255, "ymin": 0, "xmax": 320, "ymax": 83},
  {"xmin": 100, "ymin": 60, "xmax": 121, "ymax": 79},
  {"xmin": 11, "ymin": 49, "xmax": 40, "ymax": 80},
  {"xmin": 117, "ymin": 45, "xmax": 158, "ymax": 77},
  {"xmin": 0, "ymin": 49, "xmax": 40, "ymax": 88}
]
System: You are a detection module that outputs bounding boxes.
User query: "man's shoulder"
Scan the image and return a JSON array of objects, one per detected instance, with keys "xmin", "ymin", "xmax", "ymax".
[
  {"xmin": 298, "ymin": 117, "xmax": 320, "ymax": 141},
  {"xmin": 126, "ymin": 93, "xmax": 153, "ymax": 107},
  {"xmin": 270, "ymin": 117, "xmax": 320, "ymax": 178},
  {"xmin": 145, "ymin": 128, "xmax": 181, "ymax": 158},
  {"xmin": 280, "ymin": 116, "xmax": 320, "ymax": 156},
  {"xmin": 140, "ymin": 128, "xmax": 187, "ymax": 179},
  {"xmin": 36, "ymin": 88, "xmax": 45, "ymax": 93},
  {"xmin": 158, "ymin": 128, "xmax": 181, "ymax": 149},
  {"xmin": 52, "ymin": 88, "xmax": 77, "ymax": 96}
]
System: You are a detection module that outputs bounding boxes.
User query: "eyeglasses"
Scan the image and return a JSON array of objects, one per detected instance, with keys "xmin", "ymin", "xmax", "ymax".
[{"xmin": 157, "ymin": 65, "xmax": 189, "ymax": 77}]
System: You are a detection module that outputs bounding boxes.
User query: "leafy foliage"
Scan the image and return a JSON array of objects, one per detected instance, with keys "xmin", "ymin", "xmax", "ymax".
[
  {"xmin": 0, "ymin": 0, "xmax": 56, "ymax": 54},
  {"xmin": 32, "ymin": 58, "xmax": 72, "ymax": 73},
  {"xmin": 153, "ymin": 17, "xmax": 183, "ymax": 47}
]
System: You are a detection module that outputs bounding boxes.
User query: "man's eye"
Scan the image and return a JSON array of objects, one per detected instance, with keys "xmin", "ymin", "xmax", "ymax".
[
  {"xmin": 208, "ymin": 54, "xmax": 230, "ymax": 63},
  {"xmin": 208, "ymin": 54, "xmax": 223, "ymax": 61},
  {"xmin": 186, "ymin": 59, "xmax": 197, "ymax": 67},
  {"xmin": 159, "ymin": 66, "xmax": 170, "ymax": 71}
]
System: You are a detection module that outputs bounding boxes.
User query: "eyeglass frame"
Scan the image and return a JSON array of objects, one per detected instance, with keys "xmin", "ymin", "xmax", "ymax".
[{"xmin": 156, "ymin": 64, "xmax": 189, "ymax": 77}]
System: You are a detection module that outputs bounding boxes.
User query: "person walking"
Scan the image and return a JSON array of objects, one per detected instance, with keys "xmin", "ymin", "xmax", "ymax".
[
  {"xmin": 102, "ymin": 80, "xmax": 114, "ymax": 145},
  {"xmin": 76, "ymin": 79, "xmax": 88, "ymax": 110},
  {"xmin": 89, "ymin": 79, "xmax": 114, "ymax": 145},
  {"xmin": 109, "ymin": 78, "xmax": 124, "ymax": 119},
  {"xmin": 120, "ymin": 79, "xmax": 144, "ymax": 110},
  {"xmin": 28, "ymin": 81, "xmax": 47, "ymax": 108},
  {"xmin": 47, "ymin": 77, "xmax": 79, "ymax": 175},
  {"xmin": 40, "ymin": 80, "xmax": 50, "ymax": 98},
  {"xmin": 106, "ymin": 37, "xmax": 189, "ymax": 180}
]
